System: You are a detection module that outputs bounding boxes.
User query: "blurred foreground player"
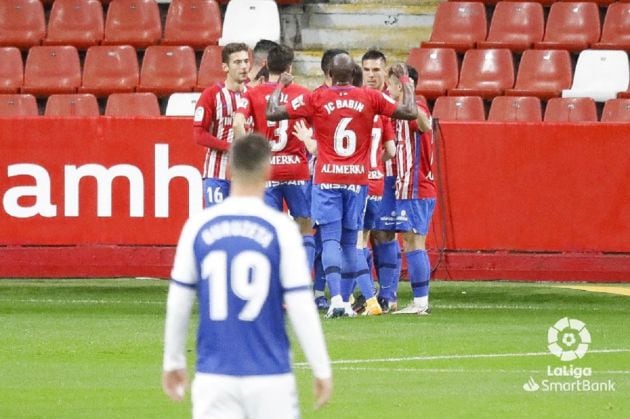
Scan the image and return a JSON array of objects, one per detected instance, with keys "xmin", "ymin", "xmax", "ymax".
[{"xmin": 163, "ymin": 134, "xmax": 332, "ymax": 418}]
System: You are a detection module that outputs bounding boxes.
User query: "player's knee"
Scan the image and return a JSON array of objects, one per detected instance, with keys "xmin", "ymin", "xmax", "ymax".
[{"xmin": 372, "ymin": 230, "xmax": 395, "ymax": 244}]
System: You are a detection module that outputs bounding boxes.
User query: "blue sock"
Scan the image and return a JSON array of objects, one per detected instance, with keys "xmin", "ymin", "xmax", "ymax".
[
  {"xmin": 363, "ymin": 247, "xmax": 374, "ymax": 281},
  {"xmin": 313, "ymin": 255, "xmax": 326, "ymax": 293},
  {"xmin": 340, "ymin": 275, "xmax": 355, "ymax": 301},
  {"xmin": 354, "ymin": 248, "xmax": 375, "ymax": 299},
  {"xmin": 406, "ymin": 249, "xmax": 430, "ymax": 298},
  {"xmin": 392, "ymin": 243, "xmax": 402, "ymax": 301},
  {"xmin": 374, "ymin": 240, "xmax": 398, "ymax": 301},
  {"xmin": 302, "ymin": 234, "xmax": 315, "ymax": 274},
  {"xmin": 319, "ymin": 223, "xmax": 342, "ymax": 299}
]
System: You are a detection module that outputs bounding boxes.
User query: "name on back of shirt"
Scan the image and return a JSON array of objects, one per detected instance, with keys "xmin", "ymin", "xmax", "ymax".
[
  {"xmin": 201, "ymin": 220, "xmax": 273, "ymax": 248},
  {"xmin": 323, "ymin": 99, "xmax": 365, "ymax": 115}
]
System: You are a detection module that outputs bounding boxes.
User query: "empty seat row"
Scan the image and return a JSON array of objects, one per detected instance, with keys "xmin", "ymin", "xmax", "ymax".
[
  {"xmin": 0, "ymin": 0, "xmax": 222, "ymax": 50},
  {"xmin": 0, "ymin": 44, "xmax": 228, "ymax": 97},
  {"xmin": 423, "ymin": 1, "xmax": 630, "ymax": 53},
  {"xmin": 432, "ymin": 96, "xmax": 630, "ymax": 122},
  {"xmin": 451, "ymin": 0, "xmax": 619, "ymax": 6},
  {"xmin": 408, "ymin": 48, "xmax": 629, "ymax": 101},
  {"xmin": 0, "ymin": 93, "xmax": 161, "ymax": 116}
]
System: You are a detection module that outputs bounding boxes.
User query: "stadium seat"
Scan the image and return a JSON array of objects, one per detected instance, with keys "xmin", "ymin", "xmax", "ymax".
[
  {"xmin": 196, "ymin": 45, "xmax": 225, "ymax": 91},
  {"xmin": 432, "ymin": 96, "xmax": 486, "ymax": 121},
  {"xmin": 219, "ymin": 0, "xmax": 280, "ymax": 48},
  {"xmin": 544, "ymin": 97, "xmax": 598, "ymax": 122},
  {"xmin": 487, "ymin": 96, "xmax": 542, "ymax": 122},
  {"xmin": 103, "ymin": 0, "xmax": 162, "ymax": 48},
  {"xmin": 0, "ymin": 94, "xmax": 38, "ymax": 116},
  {"xmin": 0, "ymin": 0, "xmax": 46, "ymax": 49},
  {"xmin": 162, "ymin": 0, "xmax": 222, "ymax": 49},
  {"xmin": 421, "ymin": 2, "xmax": 487, "ymax": 53},
  {"xmin": 535, "ymin": 2, "xmax": 601, "ymax": 52},
  {"xmin": 165, "ymin": 92, "xmax": 202, "ymax": 116},
  {"xmin": 406, "ymin": 48, "xmax": 458, "ymax": 100},
  {"xmin": 80, "ymin": 45, "xmax": 139, "ymax": 97},
  {"xmin": 592, "ymin": 3, "xmax": 630, "ymax": 51},
  {"xmin": 477, "ymin": 2, "xmax": 544, "ymax": 53},
  {"xmin": 449, "ymin": 49, "xmax": 514, "ymax": 99},
  {"xmin": 44, "ymin": 93, "xmax": 100, "ymax": 116},
  {"xmin": 44, "ymin": 0, "xmax": 104, "ymax": 49},
  {"xmin": 105, "ymin": 92, "xmax": 161, "ymax": 116},
  {"xmin": 22, "ymin": 46, "xmax": 82, "ymax": 96},
  {"xmin": 137, "ymin": 46, "xmax": 197, "ymax": 96},
  {"xmin": 0, "ymin": 47, "xmax": 24, "ymax": 94},
  {"xmin": 601, "ymin": 98, "xmax": 630, "ymax": 122},
  {"xmin": 562, "ymin": 50, "xmax": 629, "ymax": 102},
  {"xmin": 506, "ymin": 49, "xmax": 573, "ymax": 100}
]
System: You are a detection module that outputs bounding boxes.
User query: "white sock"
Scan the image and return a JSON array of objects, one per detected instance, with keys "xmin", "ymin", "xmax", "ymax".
[
  {"xmin": 414, "ymin": 296, "xmax": 429, "ymax": 307},
  {"xmin": 314, "ymin": 290, "xmax": 325, "ymax": 299},
  {"xmin": 330, "ymin": 295, "xmax": 344, "ymax": 308}
]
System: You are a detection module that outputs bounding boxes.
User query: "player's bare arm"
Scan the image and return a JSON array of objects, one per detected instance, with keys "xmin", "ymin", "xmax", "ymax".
[
  {"xmin": 382, "ymin": 140, "xmax": 396, "ymax": 161},
  {"xmin": 416, "ymin": 107, "xmax": 432, "ymax": 133},
  {"xmin": 292, "ymin": 119, "xmax": 318, "ymax": 155},
  {"xmin": 390, "ymin": 63, "xmax": 418, "ymax": 121},
  {"xmin": 266, "ymin": 72, "xmax": 293, "ymax": 121}
]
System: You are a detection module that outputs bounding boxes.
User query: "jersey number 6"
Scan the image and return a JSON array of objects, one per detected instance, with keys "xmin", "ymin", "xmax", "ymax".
[{"xmin": 333, "ymin": 117, "xmax": 357, "ymax": 157}]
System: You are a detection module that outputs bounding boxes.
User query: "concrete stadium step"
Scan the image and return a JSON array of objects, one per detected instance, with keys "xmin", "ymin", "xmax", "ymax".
[{"xmin": 293, "ymin": 49, "xmax": 412, "ymax": 78}]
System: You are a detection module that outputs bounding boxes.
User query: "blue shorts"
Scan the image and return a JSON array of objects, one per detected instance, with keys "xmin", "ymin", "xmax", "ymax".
[
  {"xmin": 311, "ymin": 184, "xmax": 368, "ymax": 230},
  {"xmin": 373, "ymin": 176, "xmax": 397, "ymax": 231},
  {"xmin": 363, "ymin": 195, "xmax": 383, "ymax": 231},
  {"xmin": 395, "ymin": 198, "xmax": 436, "ymax": 235},
  {"xmin": 264, "ymin": 180, "xmax": 311, "ymax": 218},
  {"xmin": 203, "ymin": 178, "xmax": 230, "ymax": 208}
]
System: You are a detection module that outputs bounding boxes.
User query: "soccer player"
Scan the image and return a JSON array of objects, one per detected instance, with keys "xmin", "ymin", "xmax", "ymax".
[
  {"xmin": 248, "ymin": 39, "xmax": 279, "ymax": 87},
  {"xmin": 317, "ymin": 48, "xmax": 350, "ymax": 90},
  {"xmin": 233, "ymin": 44, "xmax": 316, "ymax": 276},
  {"xmin": 386, "ymin": 65, "xmax": 436, "ymax": 316},
  {"xmin": 193, "ymin": 43, "xmax": 251, "ymax": 208},
  {"xmin": 162, "ymin": 133, "xmax": 332, "ymax": 418},
  {"xmin": 267, "ymin": 53, "xmax": 418, "ymax": 318},
  {"xmin": 362, "ymin": 49, "xmax": 402, "ymax": 312}
]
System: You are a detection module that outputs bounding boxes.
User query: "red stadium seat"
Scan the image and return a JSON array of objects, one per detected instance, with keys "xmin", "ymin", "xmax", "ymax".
[
  {"xmin": 592, "ymin": 3, "xmax": 630, "ymax": 51},
  {"xmin": 421, "ymin": 2, "xmax": 487, "ymax": 53},
  {"xmin": 105, "ymin": 92, "xmax": 161, "ymax": 116},
  {"xmin": 0, "ymin": 0, "xmax": 46, "ymax": 49},
  {"xmin": 506, "ymin": 49, "xmax": 573, "ymax": 100},
  {"xmin": 544, "ymin": 97, "xmax": 598, "ymax": 122},
  {"xmin": 44, "ymin": 0, "xmax": 104, "ymax": 49},
  {"xmin": 162, "ymin": 0, "xmax": 222, "ymax": 49},
  {"xmin": 137, "ymin": 46, "xmax": 197, "ymax": 96},
  {"xmin": 0, "ymin": 47, "xmax": 24, "ymax": 94},
  {"xmin": 80, "ymin": 45, "xmax": 139, "ymax": 97},
  {"xmin": 0, "ymin": 94, "xmax": 38, "ymax": 116},
  {"xmin": 196, "ymin": 45, "xmax": 225, "ymax": 91},
  {"xmin": 487, "ymin": 96, "xmax": 542, "ymax": 122},
  {"xmin": 22, "ymin": 46, "xmax": 82, "ymax": 96},
  {"xmin": 103, "ymin": 0, "xmax": 162, "ymax": 48},
  {"xmin": 44, "ymin": 93, "xmax": 100, "ymax": 116},
  {"xmin": 406, "ymin": 48, "xmax": 458, "ymax": 100},
  {"xmin": 432, "ymin": 96, "xmax": 486, "ymax": 121},
  {"xmin": 449, "ymin": 49, "xmax": 514, "ymax": 99},
  {"xmin": 478, "ymin": 2, "xmax": 544, "ymax": 53},
  {"xmin": 601, "ymin": 98, "xmax": 630, "ymax": 122},
  {"xmin": 535, "ymin": 2, "xmax": 601, "ymax": 52}
]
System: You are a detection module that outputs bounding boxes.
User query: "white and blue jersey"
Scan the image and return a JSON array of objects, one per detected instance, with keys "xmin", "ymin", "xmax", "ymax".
[{"xmin": 170, "ymin": 196, "xmax": 313, "ymax": 376}]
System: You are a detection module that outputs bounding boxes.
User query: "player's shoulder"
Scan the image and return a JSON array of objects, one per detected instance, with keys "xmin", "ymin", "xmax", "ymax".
[{"xmin": 287, "ymin": 83, "xmax": 311, "ymax": 95}]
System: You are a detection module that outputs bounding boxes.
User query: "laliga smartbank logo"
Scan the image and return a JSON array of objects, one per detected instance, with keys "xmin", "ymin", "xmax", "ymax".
[{"xmin": 522, "ymin": 317, "xmax": 616, "ymax": 393}]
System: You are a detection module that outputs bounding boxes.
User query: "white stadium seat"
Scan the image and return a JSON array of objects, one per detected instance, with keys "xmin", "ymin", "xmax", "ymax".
[
  {"xmin": 219, "ymin": 0, "xmax": 280, "ymax": 48},
  {"xmin": 562, "ymin": 50, "xmax": 629, "ymax": 102},
  {"xmin": 165, "ymin": 92, "xmax": 201, "ymax": 116}
]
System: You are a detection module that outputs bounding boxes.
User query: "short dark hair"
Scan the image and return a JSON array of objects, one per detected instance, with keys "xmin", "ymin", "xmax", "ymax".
[
  {"xmin": 252, "ymin": 39, "xmax": 279, "ymax": 63},
  {"xmin": 222, "ymin": 43, "xmax": 249, "ymax": 64},
  {"xmin": 230, "ymin": 134, "xmax": 271, "ymax": 176},
  {"xmin": 352, "ymin": 63, "xmax": 363, "ymax": 87},
  {"xmin": 361, "ymin": 49, "xmax": 387, "ymax": 64},
  {"xmin": 406, "ymin": 64, "xmax": 419, "ymax": 88},
  {"xmin": 267, "ymin": 45, "xmax": 294, "ymax": 75},
  {"xmin": 321, "ymin": 48, "xmax": 349, "ymax": 75}
]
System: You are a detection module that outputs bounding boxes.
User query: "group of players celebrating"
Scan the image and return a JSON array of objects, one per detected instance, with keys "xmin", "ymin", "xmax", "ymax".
[{"xmin": 192, "ymin": 40, "xmax": 437, "ymax": 318}]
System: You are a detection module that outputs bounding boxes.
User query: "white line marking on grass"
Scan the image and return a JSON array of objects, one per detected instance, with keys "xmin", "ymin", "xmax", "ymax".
[
  {"xmin": 0, "ymin": 298, "xmax": 163, "ymax": 305},
  {"xmin": 294, "ymin": 349, "xmax": 630, "ymax": 367},
  {"xmin": 294, "ymin": 365, "xmax": 630, "ymax": 375}
]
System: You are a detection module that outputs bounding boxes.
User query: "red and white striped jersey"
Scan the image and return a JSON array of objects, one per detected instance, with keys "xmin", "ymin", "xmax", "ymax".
[
  {"xmin": 194, "ymin": 83, "xmax": 248, "ymax": 179},
  {"xmin": 395, "ymin": 102, "xmax": 437, "ymax": 200},
  {"xmin": 368, "ymin": 115, "xmax": 396, "ymax": 196}
]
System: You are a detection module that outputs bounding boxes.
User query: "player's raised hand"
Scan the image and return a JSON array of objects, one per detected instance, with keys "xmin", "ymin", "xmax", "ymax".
[
  {"xmin": 278, "ymin": 72, "xmax": 293, "ymax": 87},
  {"xmin": 314, "ymin": 377, "xmax": 332, "ymax": 410},
  {"xmin": 162, "ymin": 369, "xmax": 188, "ymax": 402},
  {"xmin": 292, "ymin": 120, "xmax": 313, "ymax": 143},
  {"xmin": 390, "ymin": 62, "xmax": 409, "ymax": 80}
]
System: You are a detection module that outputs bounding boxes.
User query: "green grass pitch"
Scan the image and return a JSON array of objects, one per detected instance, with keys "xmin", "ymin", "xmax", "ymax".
[{"xmin": 0, "ymin": 279, "xmax": 628, "ymax": 418}]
